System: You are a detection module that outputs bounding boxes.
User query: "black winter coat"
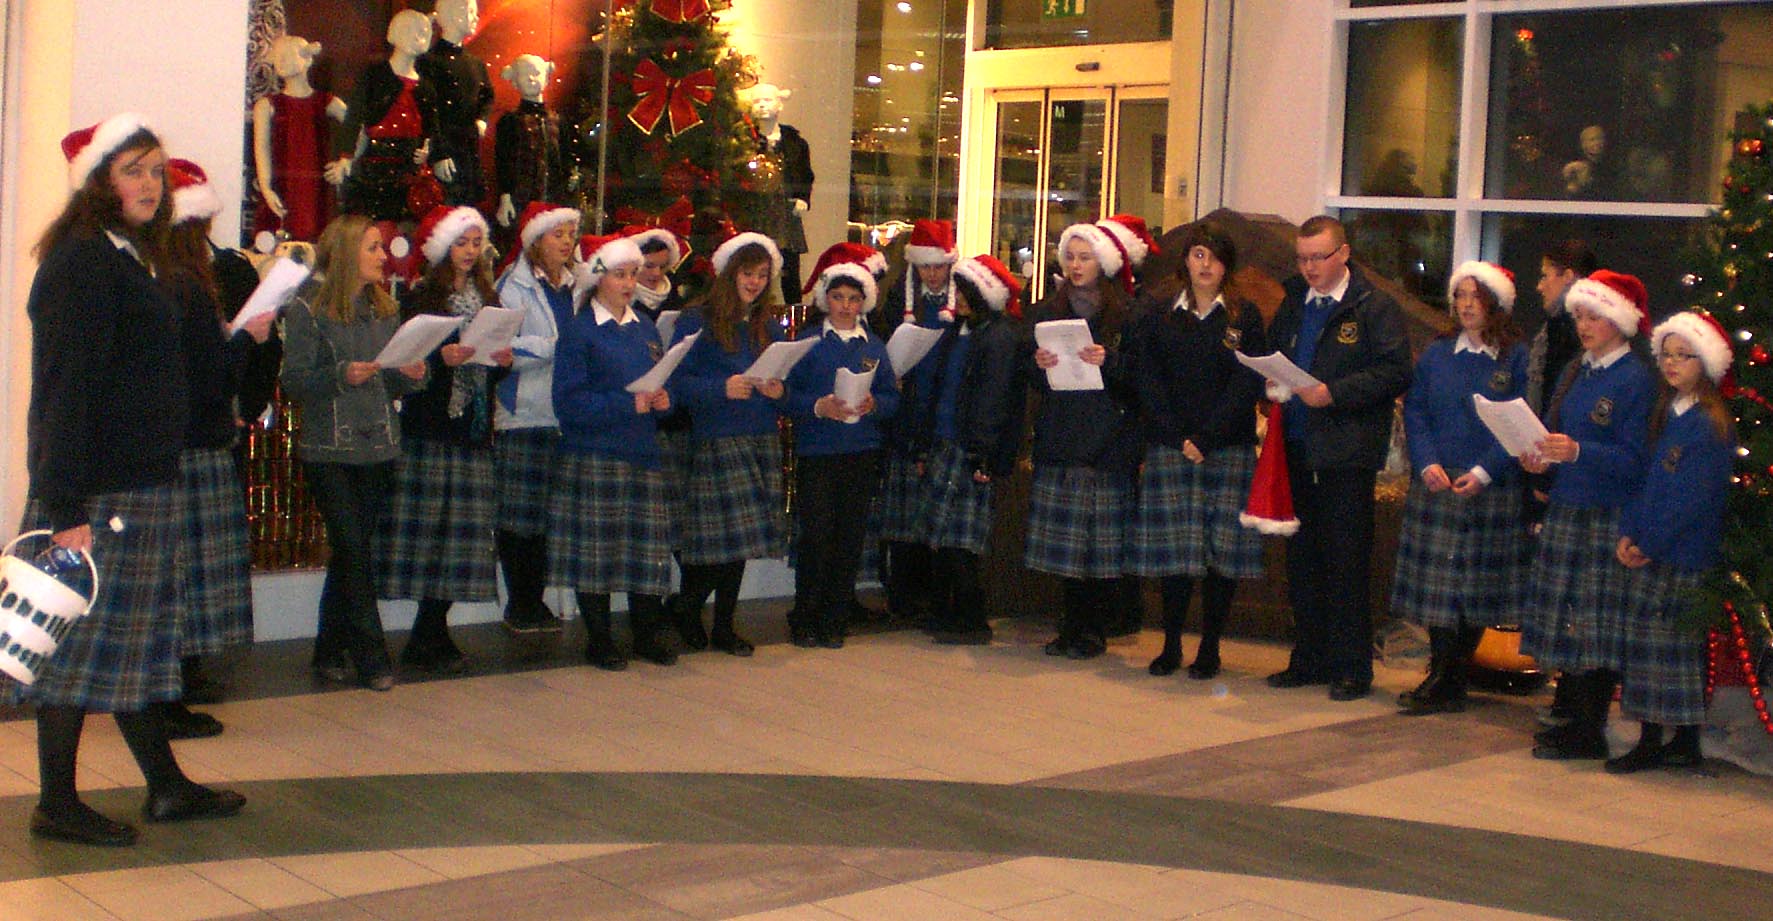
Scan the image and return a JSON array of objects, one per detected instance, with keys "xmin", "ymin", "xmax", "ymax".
[
  {"xmin": 902, "ymin": 314, "xmax": 1026, "ymax": 477},
  {"xmin": 1126, "ymin": 288, "xmax": 1266, "ymax": 454},
  {"xmin": 1025, "ymin": 282, "xmax": 1142, "ymax": 474}
]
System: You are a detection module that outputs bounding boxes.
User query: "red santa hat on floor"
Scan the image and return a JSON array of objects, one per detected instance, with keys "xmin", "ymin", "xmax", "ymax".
[
  {"xmin": 1566, "ymin": 269, "xmax": 1650, "ymax": 338},
  {"xmin": 805, "ymin": 243, "xmax": 880, "ymax": 314},
  {"xmin": 1446, "ymin": 260, "xmax": 1517, "ymax": 313},
  {"xmin": 415, "ymin": 205, "xmax": 490, "ymax": 266},
  {"xmin": 623, "ymin": 226, "xmax": 688, "ymax": 270},
  {"xmin": 166, "ymin": 158, "xmax": 222, "ymax": 225},
  {"xmin": 900, "ymin": 219, "xmax": 959, "ymax": 324},
  {"xmin": 573, "ymin": 232, "xmax": 645, "ymax": 291},
  {"xmin": 62, "ymin": 112, "xmax": 154, "ymax": 190},
  {"xmin": 800, "ymin": 242, "xmax": 885, "ymax": 304},
  {"xmin": 1240, "ymin": 403, "xmax": 1300, "ymax": 536},
  {"xmin": 951, "ymin": 254, "xmax": 1024, "ymax": 319},
  {"xmin": 1653, "ymin": 310, "xmax": 1734, "ymax": 385}
]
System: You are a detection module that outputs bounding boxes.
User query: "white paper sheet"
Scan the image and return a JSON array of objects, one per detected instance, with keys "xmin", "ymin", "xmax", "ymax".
[
  {"xmin": 625, "ymin": 330, "xmax": 702, "ymax": 394},
  {"xmin": 654, "ymin": 310, "xmax": 682, "ymax": 348},
  {"xmin": 886, "ymin": 323, "xmax": 943, "ymax": 378},
  {"xmin": 373, "ymin": 314, "xmax": 463, "ymax": 368},
  {"xmin": 833, "ymin": 366, "xmax": 877, "ymax": 424},
  {"xmin": 1473, "ymin": 395, "xmax": 1555, "ymax": 460},
  {"xmin": 1033, "ymin": 318, "xmax": 1103, "ymax": 391},
  {"xmin": 230, "ymin": 257, "xmax": 311, "ymax": 333},
  {"xmin": 458, "ymin": 306, "xmax": 523, "ymax": 365},
  {"xmin": 743, "ymin": 336, "xmax": 820, "ymax": 380},
  {"xmin": 1235, "ymin": 351, "xmax": 1323, "ymax": 393}
]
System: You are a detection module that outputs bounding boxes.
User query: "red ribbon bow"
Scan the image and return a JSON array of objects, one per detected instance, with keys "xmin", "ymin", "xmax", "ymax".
[
  {"xmin": 614, "ymin": 195, "xmax": 696, "ymax": 238},
  {"xmin": 650, "ymin": 0, "xmax": 710, "ymax": 23},
  {"xmin": 628, "ymin": 58, "xmax": 717, "ymax": 136}
]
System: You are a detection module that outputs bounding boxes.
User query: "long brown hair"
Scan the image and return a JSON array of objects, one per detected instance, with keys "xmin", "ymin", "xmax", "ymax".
[
  {"xmin": 1448, "ymin": 278, "xmax": 1522, "ymax": 352},
  {"xmin": 697, "ymin": 242, "xmax": 781, "ymax": 352},
  {"xmin": 408, "ymin": 251, "xmax": 497, "ymax": 319},
  {"xmin": 1649, "ymin": 373, "xmax": 1736, "ymax": 445},
  {"xmin": 309, "ymin": 215, "xmax": 398, "ymax": 324},
  {"xmin": 34, "ymin": 129, "xmax": 171, "ymax": 269},
  {"xmin": 163, "ymin": 218, "xmax": 221, "ymax": 312}
]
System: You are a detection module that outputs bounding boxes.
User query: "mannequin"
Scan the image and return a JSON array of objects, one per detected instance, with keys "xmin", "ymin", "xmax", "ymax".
[
  {"xmin": 252, "ymin": 36, "xmax": 348, "ymax": 241},
  {"xmin": 330, "ymin": 9, "xmax": 438, "ymax": 221},
  {"xmin": 749, "ymin": 83, "xmax": 813, "ymax": 295},
  {"xmin": 419, "ymin": 0, "xmax": 493, "ymax": 206},
  {"xmin": 493, "ymin": 55, "xmax": 568, "ymax": 228}
]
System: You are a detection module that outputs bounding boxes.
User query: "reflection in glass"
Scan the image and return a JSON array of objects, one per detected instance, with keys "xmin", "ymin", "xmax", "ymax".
[
  {"xmin": 985, "ymin": 0, "xmax": 1170, "ymax": 51},
  {"xmin": 1113, "ymin": 98, "xmax": 1168, "ymax": 234},
  {"xmin": 1487, "ymin": 4, "xmax": 1773, "ymax": 204},
  {"xmin": 1342, "ymin": 18, "xmax": 1462, "ymax": 199},
  {"xmin": 1485, "ymin": 213, "xmax": 1705, "ymax": 333},
  {"xmin": 850, "ymin": 0, "xmax": 967, "ymax": 230},
  {"xmin": 1340, "ymin": 207, "xmax": 1453, "ymax": 308},
  {"xmin": 1042, "ymin": 98, "xmax": 1108, "ymax": 301},
  {"xmin": 991, "ymin": 101, "xmax": 1043, "ymax": 296}
]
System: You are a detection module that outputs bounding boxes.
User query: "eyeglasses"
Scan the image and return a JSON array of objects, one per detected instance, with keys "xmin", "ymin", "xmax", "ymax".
[
  {"xmin": 1658, "ymin": 350, "xmax": 1700, "ymax": 364},
  {"xmin": 1296, "ymin": 243, "xmax": 1346, "ymax": 267}
]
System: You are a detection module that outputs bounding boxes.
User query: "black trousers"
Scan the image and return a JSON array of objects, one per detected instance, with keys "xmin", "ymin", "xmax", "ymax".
[
  {"xmin": 304, "ymin": 461, "xmax": 396, "ymax": 676},
  {"xmin": 1284, "ymin": 462, "xmax": 1378, "ymax": 685},
  {"xmin": 793, "ymin": 450, "xmax": 881, "ymax": 635}
]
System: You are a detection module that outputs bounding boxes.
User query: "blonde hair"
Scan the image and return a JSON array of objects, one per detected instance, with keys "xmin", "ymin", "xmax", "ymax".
[{"xmin": 310, "ymin": 214, "xmax": 398, "ymax": 324}]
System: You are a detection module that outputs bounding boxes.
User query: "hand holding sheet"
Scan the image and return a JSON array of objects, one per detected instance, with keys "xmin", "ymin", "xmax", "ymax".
[
  {"xmin": 833, "ymin": 366, "xmax": 877, "ymax": 424},
  {"xmin": 743, "ymin": 337, "xmax": 819, "ymax": 380},
  {"xmin": 1473, "ymin": 395, "xmax": 1556, "ymax": 460},
  {"xmin": 458, "ymin": 307, "xmax": 523, "ymax": 365},
  {"xmin": 230, "ymin": 257, "xmax": 311, "ymax": 333},
  {"xmin": 1033, "ymin": 319, "xmax": 1103, "ymax": 391},
  {"xmin": 625, "ymin": 330, "xmax": 702, "ymax": 394},
  {"xmin": 374, "ymin": 314, "xmax": 463, "ymax": 368},
  {"xmin": 1235, "ymin": 351, "xmax": 1322, "ymax": 393}
]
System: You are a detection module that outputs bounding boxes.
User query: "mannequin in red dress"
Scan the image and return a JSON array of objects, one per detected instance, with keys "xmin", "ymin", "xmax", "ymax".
[{"xmin": 252, "ymin": 36, "xmax": 347, "ymax": 242}]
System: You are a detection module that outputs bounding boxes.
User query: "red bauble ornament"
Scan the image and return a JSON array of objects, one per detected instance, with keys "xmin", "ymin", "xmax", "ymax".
[
  {"xmin": 1737, "ymin": 137, "xmax": 1767, "ymax": 159},
  {"xmin": 1753, "ymin": 345, "xmax": 1771, "ymax": 366}
]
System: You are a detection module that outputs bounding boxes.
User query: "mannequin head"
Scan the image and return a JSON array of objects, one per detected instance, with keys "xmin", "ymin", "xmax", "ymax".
[
  {"xmin": 434, "ymin": 0, "xmax": 480, "ymax": 45},
  {"xmin": 387, "ymin": 9, "xmax": 434, "ymax": 59},
  {"xmin": 1580, "ymin": 124, "xmax": 1606, "ymax": 161},
  {"xmin": 270, "ymin": 36, "xmax": 322, "ymax": 80},
  {"xmin": 748, "ymin": 83, "xmax": 791, "ymax": 126},
  {"xmin": 501, "ymin": 55, "xmax": 554, "ymax": 103}
]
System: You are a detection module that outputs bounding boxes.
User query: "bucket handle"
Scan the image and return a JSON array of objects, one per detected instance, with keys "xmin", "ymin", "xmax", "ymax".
[{"xmin": 3, "ymin": 530, "xmax": 101, "ymax": 615}]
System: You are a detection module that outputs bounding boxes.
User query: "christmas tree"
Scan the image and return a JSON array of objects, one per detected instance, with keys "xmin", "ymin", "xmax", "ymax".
[
  {"xmin": 575, "ymin": 0, "xmax": 774, "ymax": 277},
  {"xmin": 1684, "ymin": 102, "xmax": 1773, "ymax": 735}
]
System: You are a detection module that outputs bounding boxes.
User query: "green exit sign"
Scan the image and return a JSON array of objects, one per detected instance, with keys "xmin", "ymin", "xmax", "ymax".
[{"xmin": 1044, "ymin": 0, "xmax": 1086, "ymax": 19}]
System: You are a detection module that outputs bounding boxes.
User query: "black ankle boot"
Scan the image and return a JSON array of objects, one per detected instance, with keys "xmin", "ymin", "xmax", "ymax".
[
  {"xmin": 1660, "ymin": 724, "xmax": 1704, "ymax": 768},
  {"xmin": 1605, "ymin": 722, "xmax": 1665, "ymax": 774},
  {"xmin": 578, "ymin": 593, "xmax": 627, "ymax": 671},
  {"xmin": 1400, "ymin": 627, "xmax": 1464, "ymax": 714},
  {"xmin": 630, "ymin": 595, "xmax": 679, "ymax": 666},
  {"xmin": 1151, "ymin": 575, "xmax": 1191, "ymax": 676}
]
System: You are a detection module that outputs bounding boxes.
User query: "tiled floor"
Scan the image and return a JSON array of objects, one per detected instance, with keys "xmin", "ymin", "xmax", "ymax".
[{"xmin": 2, "ymin": 612, "xmax": 1771, "ymax": 920}]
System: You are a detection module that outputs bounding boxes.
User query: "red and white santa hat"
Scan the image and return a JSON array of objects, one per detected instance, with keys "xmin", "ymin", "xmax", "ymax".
[
  {"xmin": 623, "ymin": 226, "xmax": 688, "ymax": 270},
  {"xmin": 574, "ymin": 232, "xmax": 644, "ymax": 287},
  {"xmin": 1566, "ymin": 269, "xmax": 1651, "ymax": 338},
  {"xmin": 800, "ymin": 242, "xmax": 884, "ymax": 303},
  {"xmin": 1652, "ymin": 310, "xmax": 1734, "ymax": 385},
  {"xmin": 1446, "ymin": 260, "xmax": 1517, "ymax": 313},
  {"xmin": 1240, "ymin": 403, "xmax": 1299, "ymax": 537},
  {"xmin": 903, "ymin": 218, "xmax": 957, "ymax": 266},
  {"xmin": 806, "ymin": 242, "xmax": 879, "ymax": 314},
  {"xmin": 711, "ymin": 230, "xmax": 783, "ymax": 278},
  {"xmin": 951, "ymin": 254, "xmax": 1023, "ymax": 318},
  {"xmin": 166, "ymin": 158, "xmax": 222, "ymax": 225},
  {"xmin": 1058, "ymin": 214, "xmax": 1156, "ymax": 295},
  {"xmin": 415, "ymin": 205, "xmax": 490, "ymax": 266},
  {"xmin": 1099, "ymin": 214, "xmax": 1157, "ymax": 270},
  {"xmin": 516, "ymin": 201, "xmax": 581, "ymax": 253},
  {"xmin": 62, "ymin": 112, "xmax": 154, "ymax": 190}
]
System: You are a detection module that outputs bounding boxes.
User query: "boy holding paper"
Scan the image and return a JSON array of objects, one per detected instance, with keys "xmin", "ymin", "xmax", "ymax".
[{"xmin": 784, "ymin": 248, "xmax": 901, "ymax": 648}]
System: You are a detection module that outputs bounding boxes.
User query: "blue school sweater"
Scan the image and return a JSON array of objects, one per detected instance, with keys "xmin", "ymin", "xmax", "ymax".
[
  {"xmin": 553, "ymin": 303, "xmax": 662, "ymax": 468},
  {"xmin": 1545, "ymin": 349, "xmax": 1655, "ymax": 508},
  {"xmin": 784, "ymin": 324, "xmax": 901, "ymax": 457},
  {"xmin": 1621, "ymin": 404, "xmax": 1733, "ymax": 571},
  {"xmin": 670, "ymin": 308, "xmax": 787, "ymax": 440},
  {"xmin": 1403, "ymin": 336, "xmax": 1529, "ymax": 483}
]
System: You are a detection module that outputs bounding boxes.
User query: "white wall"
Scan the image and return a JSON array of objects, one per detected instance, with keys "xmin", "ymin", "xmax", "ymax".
[{"xmin": 1220, "ymin": 0, "xmax": 1333, "ymax": 224}]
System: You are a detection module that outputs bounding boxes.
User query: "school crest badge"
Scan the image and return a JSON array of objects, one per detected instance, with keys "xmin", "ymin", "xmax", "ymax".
[
  {"xmin": 1589, "ymin": 397, "xmax": 1614, "ymax": 426},
  {"xmin": 1223, "ymin": 327, "xmax": 1243, "ymax": 350},
  {"xmin": 1336, "ymin": 321, "xmax": 1359, "ymax": 345},
  {"xmin": 860, "ymin": 357, "xmax": 880, "ymax": 372},
  {"xmin": 1489, "ymin": 369, "xmax": 1513, "ymax": 393},
  {"xmin": 1662, "ymin": 445, "xmax": 1683, "ymax": 473},
  {"xmin": 648, "ymin": 341, "xmax": 664, "ymax": 362}
]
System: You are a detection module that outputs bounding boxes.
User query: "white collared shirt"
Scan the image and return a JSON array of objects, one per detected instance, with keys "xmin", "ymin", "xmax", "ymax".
[
  {"xmin": 1172, "ymin": 291, "xmax": 1223, "ymax": 321},
  {"xmin": 105, "ymin": 229, "xmax": 147, "ymax": 269},
  {"xmin": 1453, "ymin": 332, "xmax": 1498, "ymax": 359},
  {"xmin": 1584, "ymin": 343, "xmax": 1632, "ymax": 370},
  {"xmin": 1672, "ymin": 394, "xmax": 1697, "ymax": 416},
  {"xmin": 592, "ymin": 299, "xmax": 638, "ymax": 326},
  {"xmin": 1309, "ymin": 270, "xmax": 1351, "ymax": 306},
  {"xmin": 823, "ymin": 318, "xmax": 868, "ymax": 342}
]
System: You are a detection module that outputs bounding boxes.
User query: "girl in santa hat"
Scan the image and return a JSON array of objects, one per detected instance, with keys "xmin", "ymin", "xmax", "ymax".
[
  {"xmin": 783, "ymin": 247, "xmax": 901, "ymax": 647},
  {"xmin": 491, "ymin": 202, "xmax": 580, "ymax": 635},
  {"xmin": 552, "ymin": 233, "xmax": 679, "ymax": 669},
  {"xmin": 1607, "ymin": 312, "xmax": 1736, "ymax": 773},
  {"xmin": 1518, "ymin": 269, "xmax": 1656, "ymax": 760},
  {"xmin": 1025, "ymin": 220, "xmax": 1147, "ymax": 659},
  {"xmin": 666, "ymin": 233, "xmax": 791, "ymax": 657},
  {"xmin": 1124, "ymin": 222, "xmax": 1267, "ymax": 680},
  {"xmin": 1390, "ymin": 261, "xmax": 1530, "ymax": 714},
  {"xmin": 13, "ymin": 115, "xmax": 246, "ymax": 846},
  {"xmin": 378, "ymin": 206, "xmax": 511, "ymax": 674}
]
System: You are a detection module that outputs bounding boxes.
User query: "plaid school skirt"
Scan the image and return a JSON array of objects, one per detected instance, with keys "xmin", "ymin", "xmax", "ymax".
[
  {"xmin": 378, "ymin": 439, "xmax": 499, "ymax": 603},
  {"xmin": 917, "ymin": 441, "xmax": 994, "ymax": 555},
  {"xmin": 876, "ymin": 451, "xmax": 926, "ymax": 543},
  {"xmin": 1125, "ymin": 445, "xmax": 1263, "ymax": 579},
  {"xmin": 1518, "ymin": 503, "xmax": 1630, "ymax": 671},
  {"xmin": 547, "ymin": 452, "xmax": 672, "ymax": 596},
  {"xmin": 1620, "ymin": 564, "xmax": 1709, "ymax": 725},
  {"xmin": 173, "ymin": 447, "xmax": 254, "ymax": 656},
  {"xmin": 658, "ymin": 429, "xmax": 692, "ymax": 549},
  {"xmin": 7, "ymin": 486, "xmax": 185, "ymax": 711},
  {"xmin": 1389, "ymin": 471, "xmax": 1527, "ymax": 630},
  {"xmin": 680, "ymin": 433, "xmax": 786, "ymax": 565},
  {"xmin": 493, "ymin": 426, "xmax": 560, "ymax": 538},
  {"xmin": 1024, "ymin": 464, "xmax": 1133, "ymax": 579}
]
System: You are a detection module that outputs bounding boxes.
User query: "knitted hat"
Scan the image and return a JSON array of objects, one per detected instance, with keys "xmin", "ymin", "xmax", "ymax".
[
  {"xmin": 806, "ymin": 243, "xmax": 879, "ymax": 313},
  {"xmin": 1653, "ymin": 310, "xmax": 1734, "ymax": 385},
  {"xmin": 574, "ymin": 232, "xmax": 644, "ymax": 283},
  {"xmin": 1241, "ymin": 403, "xmax": 1299, "ymax": 536},
  {"xmin": 710, "ymin": 230, "xmax": 783, "ymax": 278},
  {"xmin": 166, "ymin": 158, "xmax": 222, "ymax": 225},
  {"xmin": 62, "ymin": 112, "xmax": 154, "ymax": 189},
  {"xmin": 515, "ymin": 201, "xmax": 581, "ymax": 252},
  {"xmin": 1566, "ymin": 269, "xmax": 1650, "ymax": 338},
  {"xmin": 951, "ymin": 254, "xmax": 1023, "ymax": 317},
  {"xmin": 902, "ymin": 219, "xmax": 957, "ymax": 265},
  {"xmin": 1447, "ymin": 260, "xmax": 1517, "ymax": 313},
  {"xmin": 415, "ymin": 205, "xmax": 490, "ymax": 266},
  {"xmin": 624, "ymin": 226, "xmax": 687, "ymax": 270},
  {"xmin": 801, "ymin": 242, "xmax": 884, "ymax": 303}
]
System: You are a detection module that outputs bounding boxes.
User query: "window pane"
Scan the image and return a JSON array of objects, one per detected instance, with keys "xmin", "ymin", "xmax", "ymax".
[
  {"xmin": 1341, "ymin": 207, "xmax": 1455, "ymax": 308},
  {"xmin": 851, "ymin": 0, "xmax": 967, "ymax": 227},
  {"xmin": 984, "ymin": 0, "xmax": 1169, "ymax": 51},
  {"xmin": 1484, "ymin": 213, "xmax": 1705, "ymax": 335},
  {"xmin": 1342, "ymin": 18, "xmax": 1463, "ymax": 199},
  {"xmin": 1487, "ymin": 3, "xmax": 1773, "ymax": 203},
  {"xmin": 991, "ymin": 101, "xmax": 1043, "ymax": 294}
]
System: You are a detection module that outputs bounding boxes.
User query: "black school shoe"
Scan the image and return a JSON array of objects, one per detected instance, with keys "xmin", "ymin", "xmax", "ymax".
[
  {"xmin": 143, "ymin": 783, "xmax": 246, "ymax": 823},
  {"xmin": 161, "ymin": 702, "xmax": 225, "ymax": 740},
  {"xmin": 30, "ymin": 803, "xmax": 138, "ymax": 847}
]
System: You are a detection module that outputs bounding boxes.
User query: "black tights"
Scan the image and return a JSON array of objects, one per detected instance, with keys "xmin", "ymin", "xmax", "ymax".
[
  {"xmin": 678, "ymin": 561, "xmax": 746, "ymax": 635},
  {"xmin": 37, "ymin": 704, "xmax": 189, "ymax": 812},
  {"xmin": 1157, "ymin": 571, "xmax": 1237, "ymax": 662}
]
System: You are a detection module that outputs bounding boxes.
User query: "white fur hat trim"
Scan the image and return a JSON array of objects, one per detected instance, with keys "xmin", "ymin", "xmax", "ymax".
[
  {"xmin": 422, "ymin": 207, "xmax": 490, "ymax": 266},
  {"xmin": 1652, "ymin": 313, "xmax": 1732, "ymax": 384},
  {"xmin": 519, "ymin": 207, "xmax": 581, "ymax": 252},
  {"xmin": 172, "ymin": 182, "xmax": 223, "ymax": 225},
  {"xmin": 1056, "ymin": 223, "xmax": 1124, "ymax": 279},
  {"xmin": 812, "ymin": 262, "xmax": 879, "ymax": 313},
  {"xmin": 1446, "ymin": 261, "xmax": 1517, "ymax": 313},
  {"xmin": 1096, "ymin": 218, "xmax": 1149, "ymax": 270},
  {"xmin": 1565, "ymin": 277, "xmax": 1641, "ymax": 338},
  {"xmin": 711, "ymin": 231, "xmax": 783, "ymax": 277},
  {"xmin": 68, "ymin": 112, "xmax": 153, "ymax": 190},
  {"xmin": 628, "ymin": 228, "xmax": 684, "ymax": 268},
  {"xmin": 952, "ymin": 258, "xmax": 1010, "ymax": 312}
]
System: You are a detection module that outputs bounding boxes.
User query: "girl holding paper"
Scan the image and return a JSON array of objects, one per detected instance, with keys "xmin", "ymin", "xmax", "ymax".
[
  {"xmin": 783, "ymin": 248, "xmax": 901, "ymax": 647},
  {"xmin": 667, "ymin": 233, "xmax": 790, "ymax": 656},
  {"xmin": 283, "ymin": 215, "xmax": 429, "ymax": 690},
  {"xmin": 378, "ymin": 205, "xmax": 511, "ymax": 674},
  {"xmin": 1517, "ymin": 270, "xmax": 1655, "ymax": 760},
  {"xmin": 1025, "ymin": 222, "xmax": 1144, "ymax": 660},
  {"xmin": 551, "ymin": 234, "xmax": 678, "ymax": 670},
  {"xmin": 1390, "ymin": 262, "xmax": 1529, "ymax": 714}
]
